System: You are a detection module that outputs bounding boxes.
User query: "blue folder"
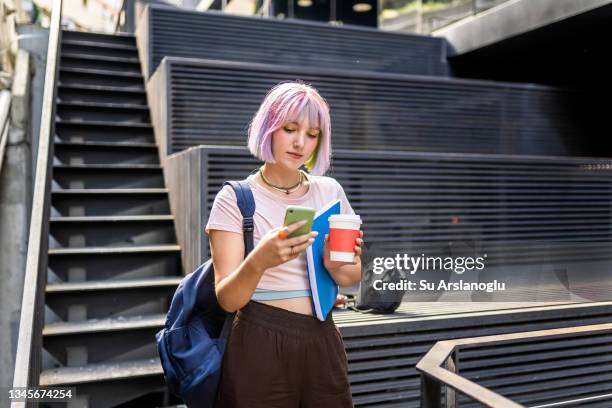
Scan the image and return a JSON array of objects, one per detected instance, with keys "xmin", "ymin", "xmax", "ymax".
[{"xmin": 306, "ymin": 199, "xmax": 341, "ymax": 321}]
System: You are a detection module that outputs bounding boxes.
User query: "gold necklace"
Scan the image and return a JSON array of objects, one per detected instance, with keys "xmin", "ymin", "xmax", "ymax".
[{"xmin": 259, "ymin": 167, "xmax": 305, "ymax": 195}]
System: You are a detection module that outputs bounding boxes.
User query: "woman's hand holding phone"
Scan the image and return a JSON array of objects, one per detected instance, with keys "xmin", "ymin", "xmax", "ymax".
[{"xmin": 251, "ymin": 220, "xmax": 318, "ymax": 271}]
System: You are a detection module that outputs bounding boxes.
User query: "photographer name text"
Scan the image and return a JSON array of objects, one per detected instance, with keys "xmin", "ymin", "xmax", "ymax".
[{"xmin": 373, "ymin": 279, "xmax": 506, "ymax": 293}]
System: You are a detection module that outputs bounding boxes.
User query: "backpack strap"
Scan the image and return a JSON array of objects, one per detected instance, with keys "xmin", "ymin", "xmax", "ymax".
[
  {"xmin": 219, "ymin": 179, "xmax": 256, "ymax": 339},
  {"xmin": 223, "ymin": 180, "xmax": 255, "ymax": 256}
]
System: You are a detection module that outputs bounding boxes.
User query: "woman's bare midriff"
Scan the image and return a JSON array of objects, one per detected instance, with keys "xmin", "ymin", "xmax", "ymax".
[
  {"xmin": 254, "ymin": 297, "xmax": 314, "ymax": 316},
  {"xmin": 250, "ymin": 172, "xmax": 316, "ymax": 316}
]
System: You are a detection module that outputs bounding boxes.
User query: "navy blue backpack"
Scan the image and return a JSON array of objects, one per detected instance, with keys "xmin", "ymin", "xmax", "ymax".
[{"xmin": 156, "ymin": 180, "xmax": 255, "ymax": 407}]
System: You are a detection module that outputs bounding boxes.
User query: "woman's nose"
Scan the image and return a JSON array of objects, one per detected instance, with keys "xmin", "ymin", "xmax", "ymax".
[{"xmin": 293, "ymin": 133, "xmax": 305, "ymax": 148}]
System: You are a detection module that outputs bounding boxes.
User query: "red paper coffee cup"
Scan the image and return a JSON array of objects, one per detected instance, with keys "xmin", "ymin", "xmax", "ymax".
[{"xmin": 328, "ymin": 214, "xmax": 362, "ymax": 262}]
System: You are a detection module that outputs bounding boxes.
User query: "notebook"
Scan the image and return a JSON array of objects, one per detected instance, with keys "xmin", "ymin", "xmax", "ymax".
[{"xmin": 306, "ymin": 199, "xmax": 341, "ymax": 321}]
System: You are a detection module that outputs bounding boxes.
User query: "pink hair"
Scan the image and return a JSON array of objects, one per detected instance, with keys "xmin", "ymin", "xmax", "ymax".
[{"xmin": 247, "ymin": 81, "xmax": 331, "ymax": 176}]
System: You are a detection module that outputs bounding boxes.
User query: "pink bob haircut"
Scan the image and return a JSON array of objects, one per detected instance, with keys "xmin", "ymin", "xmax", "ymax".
[{"xmin": 247, "ymin": 81, "xmax": 332, "ymax": 176}]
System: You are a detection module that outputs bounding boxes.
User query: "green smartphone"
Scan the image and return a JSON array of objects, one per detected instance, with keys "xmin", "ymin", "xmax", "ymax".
[{"xmin": 283, "ymin": 205, "xmax": 316, "ymax": 238}]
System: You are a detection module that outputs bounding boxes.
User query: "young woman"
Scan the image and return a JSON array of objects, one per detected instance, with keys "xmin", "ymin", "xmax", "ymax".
[{"xmin": 205, "ymin": 81, "xmax": 364, "ymax": 407}]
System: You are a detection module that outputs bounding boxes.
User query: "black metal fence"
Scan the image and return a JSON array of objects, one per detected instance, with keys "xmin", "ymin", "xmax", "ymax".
[
  {"xmin": 163, "ymin": 146, "xmax": 612, "ymax": 304},
  {"xmin": 167, "ymin": 146, "xmax": 612, "ymax": 407},
  {"xmin": 136, "ymin": 4, "xmax": 451, "ymax": 79},
  {"xmin": 148, "ymin": 57, "xmax": 604, "ymax": 159},
  {"xmin": 418, "ymin": 322, "xmax": 612, "ymax": 407}
]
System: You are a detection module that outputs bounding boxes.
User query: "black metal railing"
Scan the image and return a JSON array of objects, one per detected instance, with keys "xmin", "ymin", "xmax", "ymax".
[
  {"xmin": 150, "ymin": 56, "xmax": 599, "ymax": 158},
  {"xmin": 0, "ymin": 90, "xmax": 11, "ymax": 174},
  {"xmin": 139, "ymin": 4, "xmax": 449, "ymax": 79},
  {"xmin": 114, "ymin": 0, "xmax": 135, "ymax": 33},
  {"xmin": 417, "ymin": 322, "xmax": 612, "ymax": 407}
]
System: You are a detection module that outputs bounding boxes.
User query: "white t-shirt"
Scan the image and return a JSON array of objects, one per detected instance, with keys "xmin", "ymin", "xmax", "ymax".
[{"xmin": 205, "ymin": 173, "xmax": 355, "ymax": 291}]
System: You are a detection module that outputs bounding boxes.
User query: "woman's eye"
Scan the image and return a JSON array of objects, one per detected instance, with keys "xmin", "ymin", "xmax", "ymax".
[
  {"xmin": 284, "ymin": 127, "xmax": 296, "ymax": 133},
  {"xmin": 308, "ymin": 133, "xmax": 319, "ymax": 139}
]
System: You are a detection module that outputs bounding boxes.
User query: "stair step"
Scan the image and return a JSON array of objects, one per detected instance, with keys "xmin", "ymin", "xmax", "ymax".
[
  {"xmin": 60, "ymin": 67, "xmax": 142, "ymax": 79},
  {"xmin": 48, "ymin": 249, "xmax": 181, "ymax": 284},
  {"xmin": 42, "ymin": 314, "xmax": 166, "ymax": 365},
  {"xmin": 52, "ymin": 188, "xmax": 168, "ymax": 194},
  {"xmin": 57, "ymin": 101, "xmax": 149, "ymax": 110},
  {"xmin": 60, "ymin": 36, "xmax": 138, "ymax": 61},
  {"xmin": 44, "ymin": 276, "xmax": 181, "ymax": 320},
  {"xmin": 62, "ymin": 52, "xmax": 140, "ymax": 64},
  {"xmin": 61, "ymin": 53, "xmax": 141, "ymax": 75},
  {"xmin": 62, "ymin": 30, "xmax": 135, "ymax": 46},
  {"xmin": 59, "ymin": 83, "xmax": 146, "ymax": 93},
  {"xmin": 48, "ymin": 245, "xmax": 181, "ymax": 256},
  {"xmin": 49, "ymin": 214, "xmax": 176, "ymax": 248},
  {"xmin": 56, "ymin": 101, "xmax": 150, "ymax": 124},
  {"xmin": 60, "ymin": 42, "xmax": 139, "ymax": 60},
  {"xmin": 55, "ymin": 141, "xmax": 157, "ymax": 148},
  {"xmin": 54, "ymin": 140, "xmax": 159, "ymax": 165},
  {"xmin": 61, "ymin": 39, "xmax": 138, "ymax": 52},
  {"xmin": 55, "ymin": 120, "xmax": 154, "ymax": 143},
  {"xmin": 39, "ymin": 358, "xmax": 162, "ymax": 386},
  {"xmin": 58, "ymin": 84, "xmax": 147, "ymax": 105},
  {"xmin": 46, "ymin": 277, "xmax": 182, "ymax": 294},
  {"xmin": 50, "ymin": 189, "xmax": 171, "ymax": 217},
  {"xmin": 59, "ymin": 67, "xmax": 144, "ymax": 89},
  {"xmin": 53, "ymin": 163, "xmax": 161, "ymax": 170},
  {"xmin": 52, "ymin": 164, "xmax": 164, "ymax": 189},
  {"xmin": 44, "ymin": 314, "xmax": 165, "ymax": 336},
  {"xmin": 50, "ymin": 215, "xmax": 174, "ymax": 223},
  {"xmin": 56, "ymin": 119, "xmax": 151, "ymax": 129}
]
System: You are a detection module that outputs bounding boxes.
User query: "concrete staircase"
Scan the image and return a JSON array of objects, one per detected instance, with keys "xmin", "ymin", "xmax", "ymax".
[{"xmin": 40, "ymin": 30, "xmax": 180, "ymax": 407}]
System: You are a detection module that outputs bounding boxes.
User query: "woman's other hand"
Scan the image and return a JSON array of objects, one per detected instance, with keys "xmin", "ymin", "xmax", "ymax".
[
  {"xmin": 252, "ymin": 220, "xmax": 318, "ymax": 271},
  {"xmin": 323, "ymin": 230, "xmax": 364, "ymax": 271},
  {"xmin": 334, "ymin": 294, "xmax": 348, "ymax": 307}
]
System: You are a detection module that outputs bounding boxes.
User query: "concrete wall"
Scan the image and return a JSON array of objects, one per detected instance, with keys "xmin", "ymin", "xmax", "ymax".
[
  {"xmin": 0, "ymin": 49, "xmax": 32, "ymax": 390},
  {"xmin": 17, "ymin": 24, "xmax": 48, "ymax": 175},
  {"xmin": 434, "ymin": 0, "xmax": 612, "ymax": 55},
  {"xmin": 0, "ymin": 24, "xmax": 46, "ymax": 390}
]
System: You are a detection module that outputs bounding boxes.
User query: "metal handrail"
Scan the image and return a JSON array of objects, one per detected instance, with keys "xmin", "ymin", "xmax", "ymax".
[
  {"xmin": 0, "ymin": 90, "xmax": 11, "ymax": 174},
  {"xmin": 416, "ymin": 322, "xmax": 612, "ymax": 408},
  {"xmin": 114, "ymin": 0, "xmax": 135, "ymax": 33},
  {"xmin": 114, "ymin": 0, "xmax": 127, "ymax": 32},
  {"xmin": 11, "ymin": 0, "xmax": 62, "ymax": 404}
]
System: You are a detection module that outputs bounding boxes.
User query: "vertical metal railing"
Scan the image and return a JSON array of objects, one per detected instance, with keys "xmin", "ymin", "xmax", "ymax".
[
  {"xmin": 11, "ymin": 0, "xmax": 62, "ymax": 405},
  {"xmin": 114, "ymin": 0, "xmax": 135, "ymax": 33},
  {"xmin": 417, "ymin": 324, "xmax": 612, "ymax": 407},
  {"xmin": 389, "ymin": 0, "xmax": 514, "ymax": 34},
  {"xmin": 0, "ymin": 90, "xmax": 11, "ymax": 174}
]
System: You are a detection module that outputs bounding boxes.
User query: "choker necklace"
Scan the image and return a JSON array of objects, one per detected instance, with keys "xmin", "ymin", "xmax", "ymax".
[{"xmin": 259, "ymin": 167, "xmax": 305, "ymax": 195}]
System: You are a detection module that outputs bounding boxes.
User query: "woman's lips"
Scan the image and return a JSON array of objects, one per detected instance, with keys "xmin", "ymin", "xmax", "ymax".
[{"xmin": 287, "ymin": 152, "xmax": 303, "ymax": 159}]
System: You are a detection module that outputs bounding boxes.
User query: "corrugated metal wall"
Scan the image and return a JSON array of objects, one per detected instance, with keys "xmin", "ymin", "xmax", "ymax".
[
  {"xmin": 199, "ymin": 147, "xmax": 612, "ymax": 294},
  {"xmin": 162, "ymin": 57, "xmax": 599, "ymax": 157},
  {"xmin": 143, "ymin": 4, "xmax": 450, "ymax": 79},
  {"xmin": 145, "ymin": 8, "xmax": 612, "ymax": 406},
  {"xmin": 335, "ymin": 302, "xmax": 612, "ymax": 407},
  {"xmin": 171, "ymin": 143, "xmax": 612, "ymax": 405}
]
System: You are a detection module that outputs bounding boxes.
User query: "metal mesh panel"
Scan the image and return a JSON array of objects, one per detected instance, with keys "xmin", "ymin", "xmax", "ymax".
[
  {"xmin": 335, "ymin": 303, "xmax": 612, "ymax": 407},
  {"xmin": 147, "ymin": 5, "xmax": 449, "ymax": 78},
  {"xmin": 196, "ymin": 146, "xmax": 612, "ymax": 404},
  {"xmin": 201, "ymin": 146, "xmax": 612, "ymax": 267},
  {"xmin": 167, "ymin": 58, "xmax": 599, "ymax": 157}
]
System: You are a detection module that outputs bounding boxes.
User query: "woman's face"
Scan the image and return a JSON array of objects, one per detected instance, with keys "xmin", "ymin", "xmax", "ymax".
[{"xmin": 271, "ymin": 118, "xmax": 320, "ymax": 170}]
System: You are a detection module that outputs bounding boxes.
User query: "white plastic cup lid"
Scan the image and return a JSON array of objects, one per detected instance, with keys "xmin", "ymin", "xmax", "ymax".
[{"xmin": 328, "ymin": 214, "xmax": 362, "ymax": 224}]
